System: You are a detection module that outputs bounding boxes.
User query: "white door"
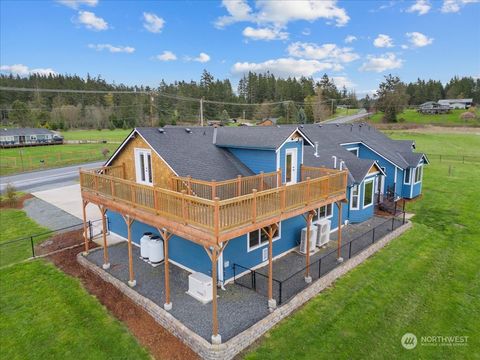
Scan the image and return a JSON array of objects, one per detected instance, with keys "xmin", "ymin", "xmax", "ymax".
[
  {"xmin": 285, "ymin": 148, "xmax": 298, "ymax": 185},
  {"xmin": 135, "ymin": 148, "xmax": 153, "ymax": 185}
]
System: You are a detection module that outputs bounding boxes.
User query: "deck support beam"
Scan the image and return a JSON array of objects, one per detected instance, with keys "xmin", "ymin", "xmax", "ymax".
[
  {"xmin": 98, "ymin": 205, "xmax": 110, "ymax": 270},
  {"xmin": 123, "ymin": 215, "xmax": 136, "ymax": 287},
  {"xmin": 211, "ymin": 247, "xmax": 221, "ymax": 344},
  {"xmin": 336, "ymin": 201, "xmax": 344, "ymax": 262},
  {"xmin": 262, "ymin": 223, "xmax": 278, "ymax": 311},
  {"xmin": 82, "ymin": 200, "xmax": 89, "ymax": 255},
  {"xmin": 158, "ymin": 228, "xmax": 173, "ymax": 311},
  {"xmin": 304, "ymin": 210, "xmax": 315, "ymax": 283}
]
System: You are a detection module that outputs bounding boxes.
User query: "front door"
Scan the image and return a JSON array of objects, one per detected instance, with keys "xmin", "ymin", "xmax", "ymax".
[{"xmin": 285, "ymin": 148, "xmax": 298, "ymax": 185}]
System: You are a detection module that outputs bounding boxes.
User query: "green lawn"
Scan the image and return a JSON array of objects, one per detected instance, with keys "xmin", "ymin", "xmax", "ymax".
[
  {"xmin": 0, "ymin": 260, "xmax": 150, "ymax": 360},
  {"xmin": 246, "ymin": 132, "xmax": 480, "ymax": 359},
  {"xmin": 0, "ymin": 209, "xmax": 51, "ymax": 267},
  {"xmin": 0, "ymin": 143, "xmax": 119, "ymax": 175},
  {"xmin": 61, "ymin": 128, "xmax": 132, "ymax": 142},
  {"xmin": 368, "ymin": 108, "xmax": 480, "ymax": 126}
]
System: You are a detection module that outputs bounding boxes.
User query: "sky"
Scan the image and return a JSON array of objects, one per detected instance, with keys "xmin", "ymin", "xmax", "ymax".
[{"xmin": 1, "ymin": 0, "xmax": 479, "ymax": 96}]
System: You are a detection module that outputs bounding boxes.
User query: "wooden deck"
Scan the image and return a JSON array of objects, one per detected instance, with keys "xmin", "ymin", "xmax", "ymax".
[{"xmin": 80, "ymin": 165, "xmax": 348, "ymax": 246}]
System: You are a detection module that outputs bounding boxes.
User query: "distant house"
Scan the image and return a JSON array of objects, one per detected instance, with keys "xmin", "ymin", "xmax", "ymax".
[
  {"xmin": 0, "ymin": 128, "xmax": 63, "ymax": 148},
  {"xmin": 257, "ymin": 117, "xmax": 279, "ymax": 126},
  {"xmin": 417, "ymin": 101, "xmax": 450, "ymax": 114},
  {"xmin": 438, "ymin": 98, "xmax": 473, "ymax": 109}
]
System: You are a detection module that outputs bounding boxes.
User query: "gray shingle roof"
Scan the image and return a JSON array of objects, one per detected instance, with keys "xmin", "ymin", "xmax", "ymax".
[
  {"xmin": 135, "ymin": 127, "xmax": 254, "ymax": 181},
  {"xmin": 0, "ymin": 128, "xmax": 54, "ymax": 136}
]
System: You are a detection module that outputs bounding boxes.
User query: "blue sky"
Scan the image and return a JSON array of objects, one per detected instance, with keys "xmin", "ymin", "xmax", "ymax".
[{"xmin": 1, "ymin": 0, "xmax": 479, "ymax": 96}]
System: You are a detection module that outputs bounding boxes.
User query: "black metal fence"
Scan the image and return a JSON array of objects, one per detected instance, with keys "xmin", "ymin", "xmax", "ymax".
[
  {"xmin": 233, "ymin": 213, "xmax": 406, "ymax": 305},
  {"xmin": 0, "ymin": 220, "xmax": 97, "ymax": 267}
]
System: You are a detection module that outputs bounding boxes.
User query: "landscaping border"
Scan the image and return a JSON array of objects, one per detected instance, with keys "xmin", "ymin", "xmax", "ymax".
[{"xmin": 77, "ymin": 220, "xmax": 412, "ymax": 360}]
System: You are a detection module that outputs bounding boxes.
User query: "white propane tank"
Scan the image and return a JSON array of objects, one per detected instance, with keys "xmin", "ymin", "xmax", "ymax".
[
  {"xmin": 148, "ymin": 235, "xmax": 164, "ymax": 264},
  {"xmin": 140, "ymin": 232, "xmax": 153, "ymax": 259}
]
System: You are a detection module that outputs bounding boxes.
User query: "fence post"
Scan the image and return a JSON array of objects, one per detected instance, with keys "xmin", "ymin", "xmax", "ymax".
[
  {"xmin": 348, "ymin": 241, "xmax": 352, "ymax": 259},
  {"xmin": 279, "ymin": 281, "xmax": 282, "ymax": 305},
  {"xmin": 318, "ymin": 257, "xmax": 322, "ymax": 278},
  {"xmin": 391, "ymin": 217, "xmax": 395, "ymax": 231},
  {"xmin": 233, "ymin": 264, "xmax": 236, "ymax": 282},
  {"xmin": 30, "ymin": 236, "xmax": 35, "ymax": 258},
  {"xmin": 403, "ymin": 211, "xmax": 406, "ymax": 224},
  {"xmin": 372, "ymin": 228, "xmax": 375, "ymax": 244}
]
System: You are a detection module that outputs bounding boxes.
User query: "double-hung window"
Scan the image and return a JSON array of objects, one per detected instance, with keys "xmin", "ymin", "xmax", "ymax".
[
  {"xmin": 404, "ymin": 168, "xmax": 411, "ymax": 184},
  {"xmin": 363, "ymin": 179, "xmax": 374, "ymax": 208},
  {"xmin": 135, "ymin": 148, "xmax": 153, "ymax": 185},
  {"xmin": 248, "ymin": 224, "xmax": 281, "ymax": 251},
  {"xmin": 312, "ymin": 204, "xmax": 333, "ymax": 222},
  {"xmin": 415, "ymin": 166, "xmax": 423, "ymax": 183},
  {"xmin": 350, "ymin": 185, "xmax": 359, "ymax": 210}
]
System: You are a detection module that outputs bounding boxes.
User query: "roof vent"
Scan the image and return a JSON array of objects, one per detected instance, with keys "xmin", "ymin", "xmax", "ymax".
[
  {"xmin": 318, "ymin": 124, "xmax": 322, "ymax": 128},
  {"xmin": 314, "ymin": 141, "xmax": 319, "ymax": 157},
  {"xmin": 185, "ymin": 128, "xmax": 192, "ymax": 133},
  {"xmin": 332, "ymin": 155, "xmax": 337, "ymax": 169},
  {"xmin": 300, "ymin": 124, "xmax": 304, "ymax": 128},
  {"xmin": 339, "ymin": 160, "xmax": 345, "ymax": 170},
  {"xmin": 158, "ymin": 128, "xmax": 165, "ymax": 134},
  {"xmin": 336, "ymin": 124, "xmax": 340, "ymax": 127}
]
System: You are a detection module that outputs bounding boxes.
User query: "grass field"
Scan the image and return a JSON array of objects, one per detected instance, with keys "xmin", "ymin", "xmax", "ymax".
[
  {"xmin": 61, "ymin": 128, "xmax": 132, "ymax": 142},
  {"xmin": 368, "ymin": 108, "xmax": 480, "ymax": 126},
  {"xmin": 246, "ymin": 132, "xmax": 480, "ymax": 359},
  {"xmin": 0, "ymin": 260, "xmax": 150, "ymax": 360},
  {"xmin": 0, "ymin": 143, "xmax": 119, "ymax": 175},
  {"xmin": 0, "ymin": 209, "xmax": 50, "ymax": 267}
]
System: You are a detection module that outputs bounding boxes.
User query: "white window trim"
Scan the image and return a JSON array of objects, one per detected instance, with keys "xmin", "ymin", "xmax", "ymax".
[
  {"xmin": 363, "ymin": 178, "xmax": 375, "ymax": 208},
  {"xmin": 350, "ymin": 184, "xmax": 360, "ymax": 210},
  {"xmin": 312, "ymin": 203, "xmax": 333, "ymax": 224},
  {"xmin": 414, "ymin": 165, "xmax": 423, "ymax": 184},
  {"xmin": 346, "ymin": 147, "xmax": 359, "ymax": 157},
  {"xmin": 404, "ymin": 168, "xmax": 411, "ymax": 185},
  {"xmin": 134, "ymin": 148, "xmax": 153, "ymax": 186},
  {"xmin": 247, "ymin": 222, "xmax": 282, "ymax": 252}
]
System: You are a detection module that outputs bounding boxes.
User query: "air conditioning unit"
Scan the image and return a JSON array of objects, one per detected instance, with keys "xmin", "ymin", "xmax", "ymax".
[
  {"xmin": 316, "ymin": 219, "xmax": 331, "ymax": 247},
  {"xmin": 187, "ymin": 272, "xmax": 213, "ymax": 304},
  {"xmin": 300, "ymin": 226, "xmax": 318, "ymax": 254}
]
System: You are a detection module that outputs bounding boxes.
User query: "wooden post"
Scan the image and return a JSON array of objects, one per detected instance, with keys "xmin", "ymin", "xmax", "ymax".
[
  {"xmin": 277, "ymin": 168, "xmax": 282, "ymax": 187},
  {"xmin": 280, "ymin": 185, "xmax": 286, "ymax": 212},
  {"xmin": 211, "ymin": 180, "xmax": 217, "ymax": 200},
  {"xmin": 82, "ymin": 200, "xmax": 89, "ymax": 254},
  {"xmin": 153, "ymin": 189, "xmax": 158, "ymax": 211},
  {"xmin": 187, "ymin": 176, "xmax": 192, "ymax": 195},
  {"xmin": 159, "ymin": 229, "xmax": 172, "ymax": 311},
  {"xmin": 259, "ymin": 171, "xmax": 264, "ymax": 191},
  {"xmin": 237, "ymin": 175, "xmax": 242, "ymax": 197},
  {"xmin": 181, "ymin": 190, "xmax": 187, "ymax": 224},
  {"xmin": 125, "ymin": 215, "xmax": 136, "ymax": 287},
  {"xmin": 267, "ymin": 224, "xmax": 276, "ymax": 311},
  {"xmin": 110, "ymin": 178, "xmax": 115, "ymax": 197},
  {"xmin": 100, "ymin": 206, "xmax": 110, "ymax": 270},
  {"xmin": 211, "ymin": 247, "xmax": 221, "ymax": 344},
  {"xmin": 305, "ymin": 211, "xmax": 313, "ymax": 282},
  {"xmin": 252, "ymin": 189, "xmax": 257, "ymax": 223},
  {"xmin": 337, "ymin": 202, "xmax": 344, "ymax": 262},
  {"xmin": 214, "ymin": 197, "xmax": 220, "ymax": 238},
  {"xmin": 305, "ymin": 176, "xmax": 311, "ymax": 205}
]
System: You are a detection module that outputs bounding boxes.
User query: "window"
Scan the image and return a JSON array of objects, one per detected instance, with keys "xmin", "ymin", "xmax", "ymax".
[
  {"xmin": 363, "ymin": 179, "xmax": 374, "ymax": 207},
  {"xmin": 135, "ymin": 148, "xmax": 153, "ymax": 185},
  {"xmin": 404, "ymin": 168, "xmax": 411, "ymax": 184},
  {"xmin": 347, "ymin": 147, "xmax": 359, "ymax": 157},
  {"xmin": 313, "ymin": 204, "xmax": 333, "ymax": 222},
  {"xmin": 248, "ymin": 224, "xmax": 281, "ymax": 251},
  {"xmin": 415, "ymin": 166, "xmax": 423, "ymax": 183},
  {"xmin": 350, "ymin": 185, "xmax": 359, "ymax": 210}
]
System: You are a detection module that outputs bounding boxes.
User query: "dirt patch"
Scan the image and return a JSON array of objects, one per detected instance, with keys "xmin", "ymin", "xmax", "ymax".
[
  {"xmin": 47, "ymin": 247, "xmax": 199, "ymax": 360},
  {"xmin": 0, "ymin": 193, "xmax": 34, "ymax": 209},
  {"xmin": 35, "ymin": 229, "xmax": 85, "ymax": 256}
]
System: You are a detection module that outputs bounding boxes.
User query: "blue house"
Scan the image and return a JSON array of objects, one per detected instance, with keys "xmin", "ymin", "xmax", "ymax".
[{"xmin": 79, "ymin": 123, "xmax": 427, "ymax": 344}]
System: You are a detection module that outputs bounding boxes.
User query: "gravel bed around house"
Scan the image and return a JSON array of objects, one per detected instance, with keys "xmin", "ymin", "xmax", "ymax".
[
  {"xmin": 23, "ymin": 197, "xmax": 82, "ymax": 230},
  {"xmin": 86, "ymin": 243, "xmax": 269, "ymax": 341}
]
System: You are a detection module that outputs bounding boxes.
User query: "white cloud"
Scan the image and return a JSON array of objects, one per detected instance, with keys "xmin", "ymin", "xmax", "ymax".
[
  {"xmin": 155, "ymin": 51, "xmax": 177, "ymax": 61},
  {"xmin": 187, "ymin": 52, "xmax": 211, "ymax": 63},
  {"xmin": 302, "ymin": 28, "xmax": 311, "ymax": 36},
  {"xmin": 406, "ymin": 32, "xmax": 433, "ymax": 47},
  {"xmin": 88, "ymin": 44, "xmax": 135, "ymax": 53},
  {"xmin": 373, "ymin": 34, "xmax": 394, "ymax": 48},
  {"xmin": 406, "ymin": 0, "xmax": 431, "ymax": 15},
  {"xmin": 143, "ymin": 12, "xmax": 165, "ymax": 33},
  {"xmin": 287, "ymin": 42, "xmax": 359, "ymax": 63},
  {"xmin": 331, "ymin": 76, "xmax": 356, "ymax": 89},
  {"xmin": 441, "ymin": 0, "xmax": 479, "ymax": 13},
  {"xmin": 243, "ymin": 26, "xmax": 288, "ymax": 41},
  {"xmin": 76, "ymin": 10, "xmax": 108, "ymax": 30},
  {"xmin": 359, "ymin": 53, "xmax": 403, "ymax": 72},
  {"xmin": 216, "ymin": 0, "xmax": 349, "ymax": 28},
  {"xmin": 231, "ymin": 58, "xmax": 343, "ymax": 78},
  {"xmin": 0, "ymin": 64, "xmax": 57, "ymax": 76},
  {"xmin": 344, "ymin": 35, "xmax": 357, "ymax": 43},
  {"xmin": 57, "ymin": 0, "xmax": 97, "ymax": 9}
]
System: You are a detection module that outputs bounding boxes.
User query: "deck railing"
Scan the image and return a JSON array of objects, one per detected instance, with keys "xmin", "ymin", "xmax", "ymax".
[{"xmin": 80, "ymin": 167, "xmax": 347, "ymax": 240}]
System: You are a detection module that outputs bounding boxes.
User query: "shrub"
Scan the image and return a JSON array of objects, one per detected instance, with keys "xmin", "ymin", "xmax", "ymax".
[
  {"xmin": 460, "ymin": 112, "xmax": 476, "ymax": 120},
  {"xmin": 101, "ymin": 148, "xmax": 110, "ymax": 158},
  {"xmin": 4, "ymin": 184, "xmax": 18, "ymax": 207}
]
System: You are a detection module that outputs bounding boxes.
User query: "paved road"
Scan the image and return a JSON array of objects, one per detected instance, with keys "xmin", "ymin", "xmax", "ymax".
[
  {"xmin": 323, "ymin": 110, "xmax": 372, "ymax": 124},
  {"xmin": 0, "ymin": 161, "xmax": 104, "ymax": 193}
]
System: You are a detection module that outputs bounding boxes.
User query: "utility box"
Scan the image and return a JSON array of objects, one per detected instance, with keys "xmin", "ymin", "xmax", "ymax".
[{"xmin": 187, "ymin": 272, "xmax": 213, "ymax": 304}]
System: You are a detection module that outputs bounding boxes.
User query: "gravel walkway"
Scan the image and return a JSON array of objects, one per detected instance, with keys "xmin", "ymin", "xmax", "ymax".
[
  {"xmin": 86, "ymin": 244, "xmax": 269, "ymax": 342},
  {"xmin": 23, "ymin": 197, "xmax": 82, "ymax": 230}
]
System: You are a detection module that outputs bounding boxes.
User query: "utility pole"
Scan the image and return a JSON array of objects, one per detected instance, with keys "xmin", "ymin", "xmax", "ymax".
[
  {"xmin": 331, "ymin": 99, "xmax": 334, "ymax": 116},
  {"xmin": 243, "ymin": 109, "xmax": 246, "ymax": 122},
  {"xmin": 200, "ymin": 97, "xmax": 204, "ymax": 126}
]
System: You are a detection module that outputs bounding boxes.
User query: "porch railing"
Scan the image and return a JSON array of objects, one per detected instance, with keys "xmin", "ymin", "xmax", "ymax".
[{"xmin": 80, "ymin": 167, "xmax": 347, "ymax": 240}]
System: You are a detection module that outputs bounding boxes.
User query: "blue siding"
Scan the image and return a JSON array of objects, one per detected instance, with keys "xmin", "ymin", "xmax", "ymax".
[
  {"xmin": 228, "ymin": 148, "xmax": 276, "ymax": 174},
  {"xmin": 411, "ymin": 180, "xmax": 422, "ymax": 198},
  {"xmin": 278, "ymin": 140, "xmax": 303, "ymax": 183},
  {"xmin": 395, "ymin": 168, "xmax": 404, "ymax": 197},
  {"xmin": 346, "ymin": 174, "xmax": 376, "ymax": 223}
]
